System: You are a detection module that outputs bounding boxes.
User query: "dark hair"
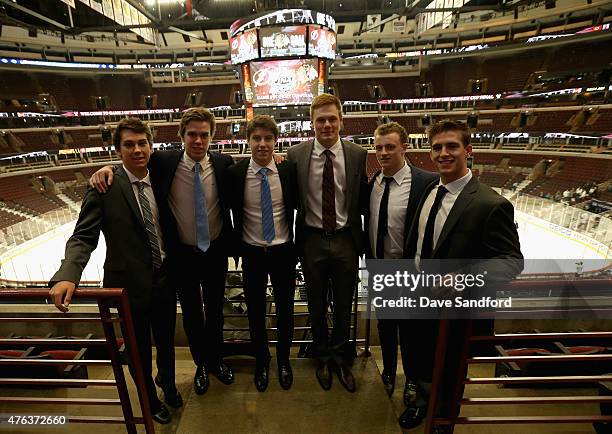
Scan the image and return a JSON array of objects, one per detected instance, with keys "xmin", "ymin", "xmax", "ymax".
[
  {"xmin": 427, "ymin": 119, "xmax": 470, "ymax": 147},
  {"xmin": 113, "ymin": 117, "xmax": 153, "ymax": 151},
  {"xmin": 178, "ymin": 107, "xmax": 216, "ymax": 139},
  {"xmin": 375, "ymin": 122, "xmax": 408, "ymax": 145},
  {"xmin": 246, "ymin": 115, "xmax": 279, "ymax": 140}
]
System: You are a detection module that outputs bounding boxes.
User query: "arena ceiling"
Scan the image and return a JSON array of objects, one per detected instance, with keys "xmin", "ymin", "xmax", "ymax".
[{"xmin": 0, "ymin": 0, "xmax": 508, "ymax": 34}]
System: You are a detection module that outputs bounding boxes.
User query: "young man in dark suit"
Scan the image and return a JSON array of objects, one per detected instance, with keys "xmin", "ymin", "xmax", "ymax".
[
  {"xmin": 402, "ymin": 120, "xmax": 523, "ymax": 432},
  {"xmin": 227, "ymin": 115, "xmax": 296, "ymax": 391},
  {"xmin": 49, "ymin": 117, "xmax": 177, "ymax": 424},
  {"xmin": 90, "ymin": 108, "xmax": 235, "ymax": 396},
  {"xmin": 363, "ymin": 122, "xmax": 438, "ymax": 426},
  {"xmin": 286, "ymin": 94, "xmax": 368, "ymax": 393}
]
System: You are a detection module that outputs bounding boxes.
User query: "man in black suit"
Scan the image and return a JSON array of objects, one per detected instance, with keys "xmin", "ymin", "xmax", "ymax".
[
  {"xmin": 402, "ymin": 120, "xmax": 523, "ymax": 431},
  {"xmin": 90, "ymin": 108, "xmax": 235, "ymax": 395},
  {"xmin": 49, "ymin": 118, "xmax": 177, "ymax": 424},
  {"xmin": 363, "ymin": 122, "xmax": 438, "ymax": 421},
  {"xmin": 227, "ymin": 115, "xmax": 296, "ymax": 392},
  {"xmin": 286, "ymin": 94, "xmax": 368, "ymax": 393}
]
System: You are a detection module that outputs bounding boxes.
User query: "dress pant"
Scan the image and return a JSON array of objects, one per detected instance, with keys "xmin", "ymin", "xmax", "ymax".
[
  {"xmin": 125, "ymin": 263, "xmax": 176, "ymax": 409},
  {"xmin": 377, "ymin": 318, "xmax": 411, "ymax": 377},
  {"xmin": 172, "ymin": 238, "xmax": 228, "ymax": 367},
  {"xmin": 241, "ymin": 241, "xmax": 296, "ymax": 364},
  {"xmin": 301, "ymin": 227, "xmax": 358, "ymax": 364}
]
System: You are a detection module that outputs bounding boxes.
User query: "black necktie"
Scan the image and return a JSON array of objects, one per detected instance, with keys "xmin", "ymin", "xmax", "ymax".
[
  {"xmin": 420, "ymin": 185, "xmax": 448, "ymax": 260},
  {"xmin": 376, "ymin": 177, "xmax": 393, "ymax": 259}
]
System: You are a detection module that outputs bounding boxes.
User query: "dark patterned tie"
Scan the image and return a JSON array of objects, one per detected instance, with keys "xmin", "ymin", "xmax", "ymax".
[
  {"xmin": 420, "ymin": 185, "xmax": 448, "ymax": 260},
  {"xmin": 259, "ymin": 168, "xmax": 275, "ymax": 244},
  {"xmin": 135, "ymin": 181, "xmax": 163, "ymax": 268},
  {"xmin": 322, "ymin": 149, "xmax": 336, "ymax": 232},
  {"xmin": 376, "ymin": 177, "xmax": 393, "ymax": 259}
]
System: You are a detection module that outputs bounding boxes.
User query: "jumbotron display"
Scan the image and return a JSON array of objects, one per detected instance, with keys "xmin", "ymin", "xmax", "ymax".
[
  {"xmin": 229, "ymin": 9, "xmax": 336, "ymax": 116},
  {"xmin": 250, "ymin": 59, "xmax": 319, "ymax": 106}
]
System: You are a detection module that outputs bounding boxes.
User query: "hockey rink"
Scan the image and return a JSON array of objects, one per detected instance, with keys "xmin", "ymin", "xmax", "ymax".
[{"xmin": 0, "ymin": 210, "xmax": 609, "ymax": 283}]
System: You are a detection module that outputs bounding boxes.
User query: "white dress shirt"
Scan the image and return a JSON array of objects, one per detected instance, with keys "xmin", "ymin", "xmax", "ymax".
[
  {"xmin": 369, "ymin": 163, "xmax": 411, "ymax": 259},
  {"xmin": 123, "ymin": 165, "xmax": 166, "ymax": 260},
  {"xmin": 242, "ymin": 158, "xmax": 289, "ymax": 247},
  {"xmin": 169, "ymin": 152, "xmax": 222, "ymax": 246},
  {"xmin": 415, "ymin": 170, "xmax": 473, "ymax": 267},
  {"xmin": 305, "ymin": 138, "xmax": 348, "ymax": 229}
]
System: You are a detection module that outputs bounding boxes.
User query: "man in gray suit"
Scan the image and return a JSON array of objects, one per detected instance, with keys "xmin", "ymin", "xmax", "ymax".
[{"xmin": 286, "ymin": 93, "xmax": 368, "ymax": 392}]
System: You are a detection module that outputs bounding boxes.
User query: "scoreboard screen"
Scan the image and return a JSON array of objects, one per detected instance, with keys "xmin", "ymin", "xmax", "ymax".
[
  {"xmin": 260, "ymin": 26, "xmax": 307, "ymax": 58},
  {"xmin": 308, "ymin": 25, "xmax": 337, "ymax": 59},
  {"xmin": 230, "ymin": 28, "xmax": 259, "ymax": 64},
  {"xmin": 250, "ymin": 58, "xmax": 319, "ymax": 106}
]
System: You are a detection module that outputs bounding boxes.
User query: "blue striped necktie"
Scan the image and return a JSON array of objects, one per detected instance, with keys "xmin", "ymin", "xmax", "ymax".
[
  {"xmin": 193, "ymin": 162, "xmax": 210, "ymax": 252},
  {"xmin": 259, "ymin": 167, "xmax": 275, "ymax": 244}
]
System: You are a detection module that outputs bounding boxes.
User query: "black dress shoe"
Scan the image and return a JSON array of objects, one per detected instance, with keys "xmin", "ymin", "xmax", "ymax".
[
  {"xmin": 254, "ymin": 363, "xmax": 269, "ymax": 392},
  {"xmin": 336, "ymin": 363, "xmax": 356, "ymax": 393},
  {"xmin": 381, "ymin": 371, "xmax": 395, "ymax": 396},
  {"xmin": 404, "ymin": 379, "xmax": 418, "ymax": 406},
  {"xmin": 154, "ymin": 375, "xmax": 183, "ymax": 408},
  {"xmin": 210, "ymin": 361, "xmax": 234, "ymax": 385},
  {"xmin": 151, "ymin": 403, "xmax": 171, "ymax": 425},
  {"xmin": 398, "ymin": 405, "xmax": 426, "ymax": 430},
  {"xmin": 194, "ymin": 365, "xmax": 209, "ymax": 395},
  {"xmin": 278, "ymin": 361, "xmax": 293, "ymax": 390},
  {"xmin": 315, "ymin": 361, "xmax": 332, "ymax": 391}
]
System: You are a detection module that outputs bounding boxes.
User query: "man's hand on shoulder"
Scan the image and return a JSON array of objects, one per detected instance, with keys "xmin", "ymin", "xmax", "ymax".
[
  {"xmin": 49, "ymin": 281, "xmax": 76, "ymax": 313},
  {"xmin": 89, "ymin": 165, "xmax": 115, "ymax": 193}
]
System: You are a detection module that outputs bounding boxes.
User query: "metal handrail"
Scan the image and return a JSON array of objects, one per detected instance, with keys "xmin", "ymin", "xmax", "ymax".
[
  {"xmin": 0, "ymin": 288, "xmax": 154, "ymax": 434},
  {"xmin": 423, "ymin": 278, "xmax": 612, "ymax": 433}
]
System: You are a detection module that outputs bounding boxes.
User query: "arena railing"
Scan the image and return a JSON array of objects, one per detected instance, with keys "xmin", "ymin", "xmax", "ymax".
[
  {"xmin": 424, "ymin": 279, "xmax": 612, "ymax": 434},
  {"xmin": 0, "ymin": 288, "xmax": 154, "ymax": 433}
]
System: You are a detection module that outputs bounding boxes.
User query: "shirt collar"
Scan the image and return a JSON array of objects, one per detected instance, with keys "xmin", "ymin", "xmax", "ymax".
[
  {"xmin": 440, "ymin": 169, "xmax": 472, "ymax": 195},
  {"xmin": 313, "ymin": 137, "xmax": 342, "ymax": 157},
  {"xmin": 249, "ymin": 157, "xmax": 277, "ymax": 175},
  {"xmin": 377, "ymin": 163, "xmax": 411, "ymax": 186},
  {"xmin": 182, "ymin": 150, "xmax": 208, "ymax": 169},
  {"xmin": 123, "ymin": 165, "xmax": 151, "ymax": 186}
]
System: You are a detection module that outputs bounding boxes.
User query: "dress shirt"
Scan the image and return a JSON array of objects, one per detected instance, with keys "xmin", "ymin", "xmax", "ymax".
[
  {"xmin": 415, "ymin": 170, "xmax": 473, "ymax": 267},
  {"xmin": 169, "ymin": 152, "xmax": 222, "ymax": 246},
  {"xmin": 369, "ymin": 163, "xmax": 411, "ymax": 259},
  {"xmin": 123, "ymin": 165, "xmax": 166, "ymax": 260},
  {"xmin": 305, "ymin": 138, "xmax": 348, "ymax": 229},
  {"xmin": 242, "ymin": 158, "xmax": 289, "ymax": 247}
]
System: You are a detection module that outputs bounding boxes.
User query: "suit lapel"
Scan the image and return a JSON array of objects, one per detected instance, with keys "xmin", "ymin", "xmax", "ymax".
[
  {"xmin": 342, "ymin": 139, "xmax": 355, "ymax": 209},
  {"xmin": 116, "ymin": 167, "xmax": 146, "ymax": 229},
  {"xmin": 433, "ymin": 177, "xmax": 479, "ymax": 257},
  {"xmin": 236, "ymin": 158, "xmax": 249, "ymax": 214},
  {"xmin": 277, "ymin": 161, "xmax": 291, "ymax": 213},
  {"xmin": 297, "ymin": 140, "xmax": 314, "ymax": 208}
]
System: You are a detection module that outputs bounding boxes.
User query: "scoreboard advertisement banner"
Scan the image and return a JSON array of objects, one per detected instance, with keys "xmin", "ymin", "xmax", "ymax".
[
  {"xmin": 260, "ymin": 26, "xmax": 307, "ymax": 58},
  {"xmin": 308, "ymin": 25, "xmax": 337, "ymax": 59},
  {"xmin": 250, "ymin": 59, "xmax": 319, "ymax": 106},
  {"xmin": 230, "ymin": 28, "xmax": 259, "ymax": 64}
]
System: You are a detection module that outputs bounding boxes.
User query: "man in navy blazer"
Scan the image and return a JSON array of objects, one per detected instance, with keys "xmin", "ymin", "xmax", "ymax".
[
  {"xmin": 227, "ymin": 115, "xmax": 296, "ymax": 392},
  {"xmin": 90, "ymin": 108, "xmax": 235, "ymax": 396},
  {"xmin": 363, "ymin": 122, "xmax": 438, "ymax": 426}
]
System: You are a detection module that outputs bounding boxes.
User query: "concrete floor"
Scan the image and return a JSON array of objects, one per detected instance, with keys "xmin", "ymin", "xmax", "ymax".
[{"xmin": 0, "ymin": 346, "xmax": 603, "ymax": 434}]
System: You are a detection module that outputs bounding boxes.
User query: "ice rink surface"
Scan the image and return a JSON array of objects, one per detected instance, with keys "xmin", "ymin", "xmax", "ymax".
[{"xmin": 0, "ymin": 210, "xmax": 609, "ymax": 283}]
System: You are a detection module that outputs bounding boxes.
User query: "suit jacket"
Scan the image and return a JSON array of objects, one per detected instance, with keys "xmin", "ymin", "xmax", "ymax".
[
  {"xmin": 227, "ymin": 158, "xmax": 295, "ymax": 255},
  {"xmin": 364, "ymin": 165, "xmax": 439, "ymax": 259},
  {"xmin": 405, "ymin": 176, "xmax": 524, "ymax": 280},
  {"xmin": 49, "ymin": 167, "xmax": 157, "ymax": 311},
  {"xmin": 148, "ymin": 149, "xmax": 234, "ymax": 259},
  {"xmin": 286, "ymin": 138, "xmax": 368, "ymax": 254}
]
